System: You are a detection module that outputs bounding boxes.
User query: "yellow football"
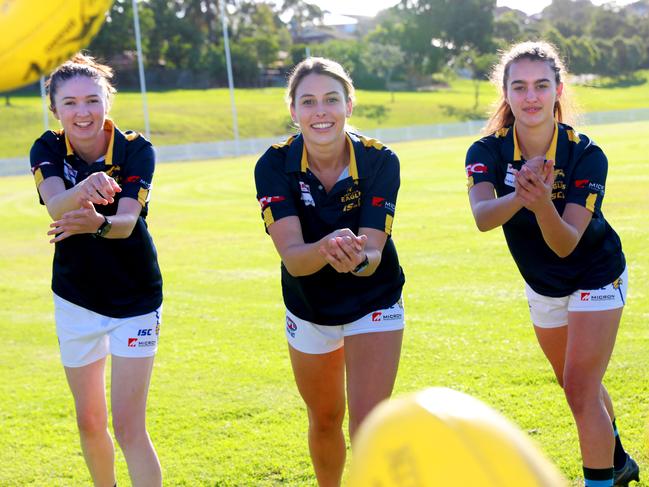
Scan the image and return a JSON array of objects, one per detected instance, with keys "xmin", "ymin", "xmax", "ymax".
[
  {"xmin": 348, "ymin": 387, "xmax": 567, "ymax": 487},
  {"xmin": 0, "ymin": 0, "xmax": 113, "ymax": 92}
]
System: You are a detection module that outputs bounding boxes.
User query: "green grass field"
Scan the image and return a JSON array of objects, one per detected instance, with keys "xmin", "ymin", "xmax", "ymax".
[
  {"xmin": 0, "ymin": 121, "xmax": 648, "ymax": 486},
  {"xmin": 1, "ymin": 71, "xmax": 648, "ymax": 158}
]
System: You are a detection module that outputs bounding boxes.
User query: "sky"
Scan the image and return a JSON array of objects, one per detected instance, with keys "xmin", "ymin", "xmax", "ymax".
[{"xmin": 312, "ymin": 0, "xmax": 637, "ymax": 17}]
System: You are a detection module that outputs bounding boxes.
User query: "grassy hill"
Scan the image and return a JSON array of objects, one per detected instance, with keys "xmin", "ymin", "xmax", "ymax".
[{"xmin": 1, "ymin": 72, "xmax": 648, "ymax": 159}]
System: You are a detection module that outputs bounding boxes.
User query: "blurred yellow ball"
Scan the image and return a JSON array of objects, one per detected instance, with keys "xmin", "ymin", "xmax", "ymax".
[
  {"xmin": 349, "ymin": 387, "xmax": 567, "ymax": 487},
  {"xmin": 0, "ymin": 0, "xmax": 113, "ymax": 92}
]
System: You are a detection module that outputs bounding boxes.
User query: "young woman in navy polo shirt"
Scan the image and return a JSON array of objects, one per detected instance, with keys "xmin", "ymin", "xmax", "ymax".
[
  {"xmin": 30, "ymin": 54, "xmax": 162, "ymax": 487},
  {"xmin": 466, "ymin": 41, "xmax": 638, "ymax": 487},
  {"xmin": 255, "ymin": 57, "xmax": 405, "ymax": 486}
]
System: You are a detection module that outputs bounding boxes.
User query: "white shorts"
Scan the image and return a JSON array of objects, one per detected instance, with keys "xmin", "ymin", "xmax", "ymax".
[
  {"xmin": 525, "ymin": 267, "xmax": 628, "ymax": 328},
  {"xmin": 54, "ymin": 294, "xmax": 162, "ymax": 367},
  {"xmin": 285, "ymin": 297, "xmax": 405, "ymax": 354}
]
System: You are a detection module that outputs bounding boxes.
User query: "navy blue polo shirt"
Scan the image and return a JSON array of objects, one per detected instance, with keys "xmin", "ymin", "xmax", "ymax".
[
  {"xmin": 30, "ymin": 120, "xmax": 163, "ymax": 318},
  {"xmin": 255, "ymin": 132, "xmax": 405, "ymax": 325},
  {"xmin": 465, "ymin": 122, "xmax": 625, "ymax": 297}
]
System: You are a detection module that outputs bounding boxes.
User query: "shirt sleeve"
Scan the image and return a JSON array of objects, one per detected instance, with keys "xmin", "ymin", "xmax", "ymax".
[
  {"xmin": 120, "ymin": 139, "xmax": 155, "ymax": 210},
  {"xmin": 29, "ymin": 136, "xmax": 65, "ymax": 204},
  {"xmin": 465, "ymin": 140, "xmax": 498, "ymax": 190},
  {"xmin": 254, "ymin": 148, "xmax": 298, "ymax": 232},
  {"xmin": 565, "ymin": 145, "xmax": 608, "ymax": 214},
  {"xmin": 358, "ymin": 149, "xmax": 400, "ymax": 235}
]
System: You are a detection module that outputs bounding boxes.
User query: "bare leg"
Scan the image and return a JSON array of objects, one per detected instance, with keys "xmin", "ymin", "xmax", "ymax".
[
  {"xmin": 64, "ymin": 357, "xmax": 116, "ymax": 487},
  {"xmin": 344, "ymin": 330, "xmax": 403, "ymax": 440},
  {"xmin": 111, "ymin": 356, "xmax": 161, "ymax": 487},
  {"xmin": 289, "ymin": 345, "xmax": 346, "ymax": 487},
  {"xmin": 564, "ymin": 308, "xmax": 622, "ymax": 468}
]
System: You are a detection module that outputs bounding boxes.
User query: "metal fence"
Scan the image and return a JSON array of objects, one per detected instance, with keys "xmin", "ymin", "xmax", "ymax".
[{"xmin": 2, "ymin": 107, "xmax": 649, "ymax": 177}]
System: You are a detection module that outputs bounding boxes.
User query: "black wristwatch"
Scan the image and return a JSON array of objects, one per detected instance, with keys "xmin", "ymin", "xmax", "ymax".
[
  {"xmin": 352, "ymin": 254, "xmax": 369, "ymax": 274},
  {"xmin": 94, "ymin": 215, "xmax": 112, "ymax": 238}
]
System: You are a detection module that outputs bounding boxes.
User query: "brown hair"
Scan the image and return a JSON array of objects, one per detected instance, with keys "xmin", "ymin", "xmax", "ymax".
[
  {"xmin": 46, "ymin": 53, "xmax": 116, "ymax": 110},
  {"xmin": 286, "ymin": 57, "xmax": 355, "ymax": 107},
  {"xmin": 484, "ymin": 41, "xmax": 577, "ymax": 134}
]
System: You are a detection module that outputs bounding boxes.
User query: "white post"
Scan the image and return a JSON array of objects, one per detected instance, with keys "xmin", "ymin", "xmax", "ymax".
[
  {"xmin": 132, "ymin": 0, "xmax": 150, "ymax": 139},
  {"xmin": 40, "ymin": 76, "xmax": 49, "ymax": 131},
  {"xmin": 220, "ymin": 1, "xmax": 240, "ymax": 154}
]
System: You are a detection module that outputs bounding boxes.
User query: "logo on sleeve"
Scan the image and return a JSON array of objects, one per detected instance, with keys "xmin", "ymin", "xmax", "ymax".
[
  {"xmin": 588, "ymin": 182, "xmax": 605, "ymax": 193},
  {"xmin": 371, "ymin": 196, "xmax": 396, "ymax": 212},
  {"xmin": 466, "ymin": 163, "xmax": 488, "ymax": 177},
  {"xmin": 580, "ymin": 292, "xmax": 590, "ymax": 301},
  {"xmin": 258, "ymin": 195, "xmax": 286, "ymax": 209},
  {"xmin": 31, "ymin": 161, "xmax": 53, "ymax": 174},
  {"xmin": 574, "ymin": 179, "xmax": 589, "ymax": 189}
]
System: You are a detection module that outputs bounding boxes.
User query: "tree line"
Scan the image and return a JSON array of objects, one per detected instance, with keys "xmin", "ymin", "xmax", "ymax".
[{"xmin": 83, "ymin": 0, "xmax": 649, "ymax": 90}]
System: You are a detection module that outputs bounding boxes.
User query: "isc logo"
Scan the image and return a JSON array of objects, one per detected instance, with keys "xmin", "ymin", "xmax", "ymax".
[{"xmin": 137, "ymin": 329, "xmax": 152, "ymax": 336}]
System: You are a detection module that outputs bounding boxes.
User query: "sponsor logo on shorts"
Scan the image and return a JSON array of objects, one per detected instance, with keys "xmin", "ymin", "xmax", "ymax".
[
  {"xmin": 381, "ymin": 313, "xmax": 403, "ymax": 321},
  {"xmin": 128, "ymin": 337, "xmax": 156, "ymax": 348},
  {"xmin": 137, "ymin": 328, "xmax": 153, "ymax": 336},
  {"xmin": 591, "ymin": 294, "xmax": 616, "ymax": 301},
  {"xmin": 286, "ymin": 316, "xmax": 297, "ymax": 338},
  {"xmin": 581, "ymin": 291, "xmax": 616, "ymax": 302},
  {"xmin": 372, "ymin": 196, "xmax": 385, "ymax": 207},
  {"xmin": 371, "ymin": 311, "xmax": 404, "ymax": 323},
  {"xmin": 574, "ymin": 179, "xmax": 589, "ymax": 189}
]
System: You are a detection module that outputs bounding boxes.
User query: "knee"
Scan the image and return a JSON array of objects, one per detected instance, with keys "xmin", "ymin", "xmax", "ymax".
[
  {"xmin": 112, "ymin": 414, "xmax": 147, "ymax": 448},
  {"xmin": 76, "ymin": 408, "xmax": 108, "ymax": 436},
  {"xmin": 308, "ymin": 405, "xmax": 345, "ymax": 435},
  {"xmin": 563, "ymin": 373, "xmax": 598, "ymax": 417},
  {"xmin": 347, "ymin": 400, "xmax": 378, "ymax": 437}
]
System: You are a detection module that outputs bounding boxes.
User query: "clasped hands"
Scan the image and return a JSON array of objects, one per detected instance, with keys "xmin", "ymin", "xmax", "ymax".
[
  {"xmin": 48, "ymin": 172, "xmax": 121, "ymax": 243},
  {"xmin": 514, "ymin": 155, "xmax": 555, "ymax": 213},
  {"xmin": 318, "ymin": 228, "xmax": 368, "ymax": 274}
]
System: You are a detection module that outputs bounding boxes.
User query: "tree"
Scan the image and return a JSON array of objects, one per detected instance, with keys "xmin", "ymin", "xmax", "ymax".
[
  {"xmin": 89, "ymin": 0, "xmax": 155, "ymax": 60},
  {"xmin": 565, "ymin": 36, "xmax": 597, "ymax": 75},
  {"xmin": 457, "ymin": 49, "xmax": 497, "ymax": 109},
  {"xmin": 362, "ymin": 43, "xmax": 406, "ymax": 100},
  {"xmin": 277, "ymin": 0, "xmax": 324, "ymax": 38}
]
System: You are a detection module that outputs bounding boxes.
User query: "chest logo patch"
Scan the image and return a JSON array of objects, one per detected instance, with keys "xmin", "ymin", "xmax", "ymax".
[
  {"xmin": 504, "ymin": 163, "xmax": 515, "ymax": 187},
  {"xmin": 299, "ymin": 181, "xmax": 315, "ymax": 207}
]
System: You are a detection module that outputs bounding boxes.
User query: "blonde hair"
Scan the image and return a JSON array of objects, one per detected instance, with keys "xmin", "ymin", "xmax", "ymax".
[
  {"xmin": 46, "ymin": 52, "xmax": 116, "ymax": 110},
  {"xmin": 286, "ymin": 57, "xmax": 355, "ymax": 107},
  {"xmin": 484, "ymin": 41, "xmax": 577, "ymax": 134}
]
